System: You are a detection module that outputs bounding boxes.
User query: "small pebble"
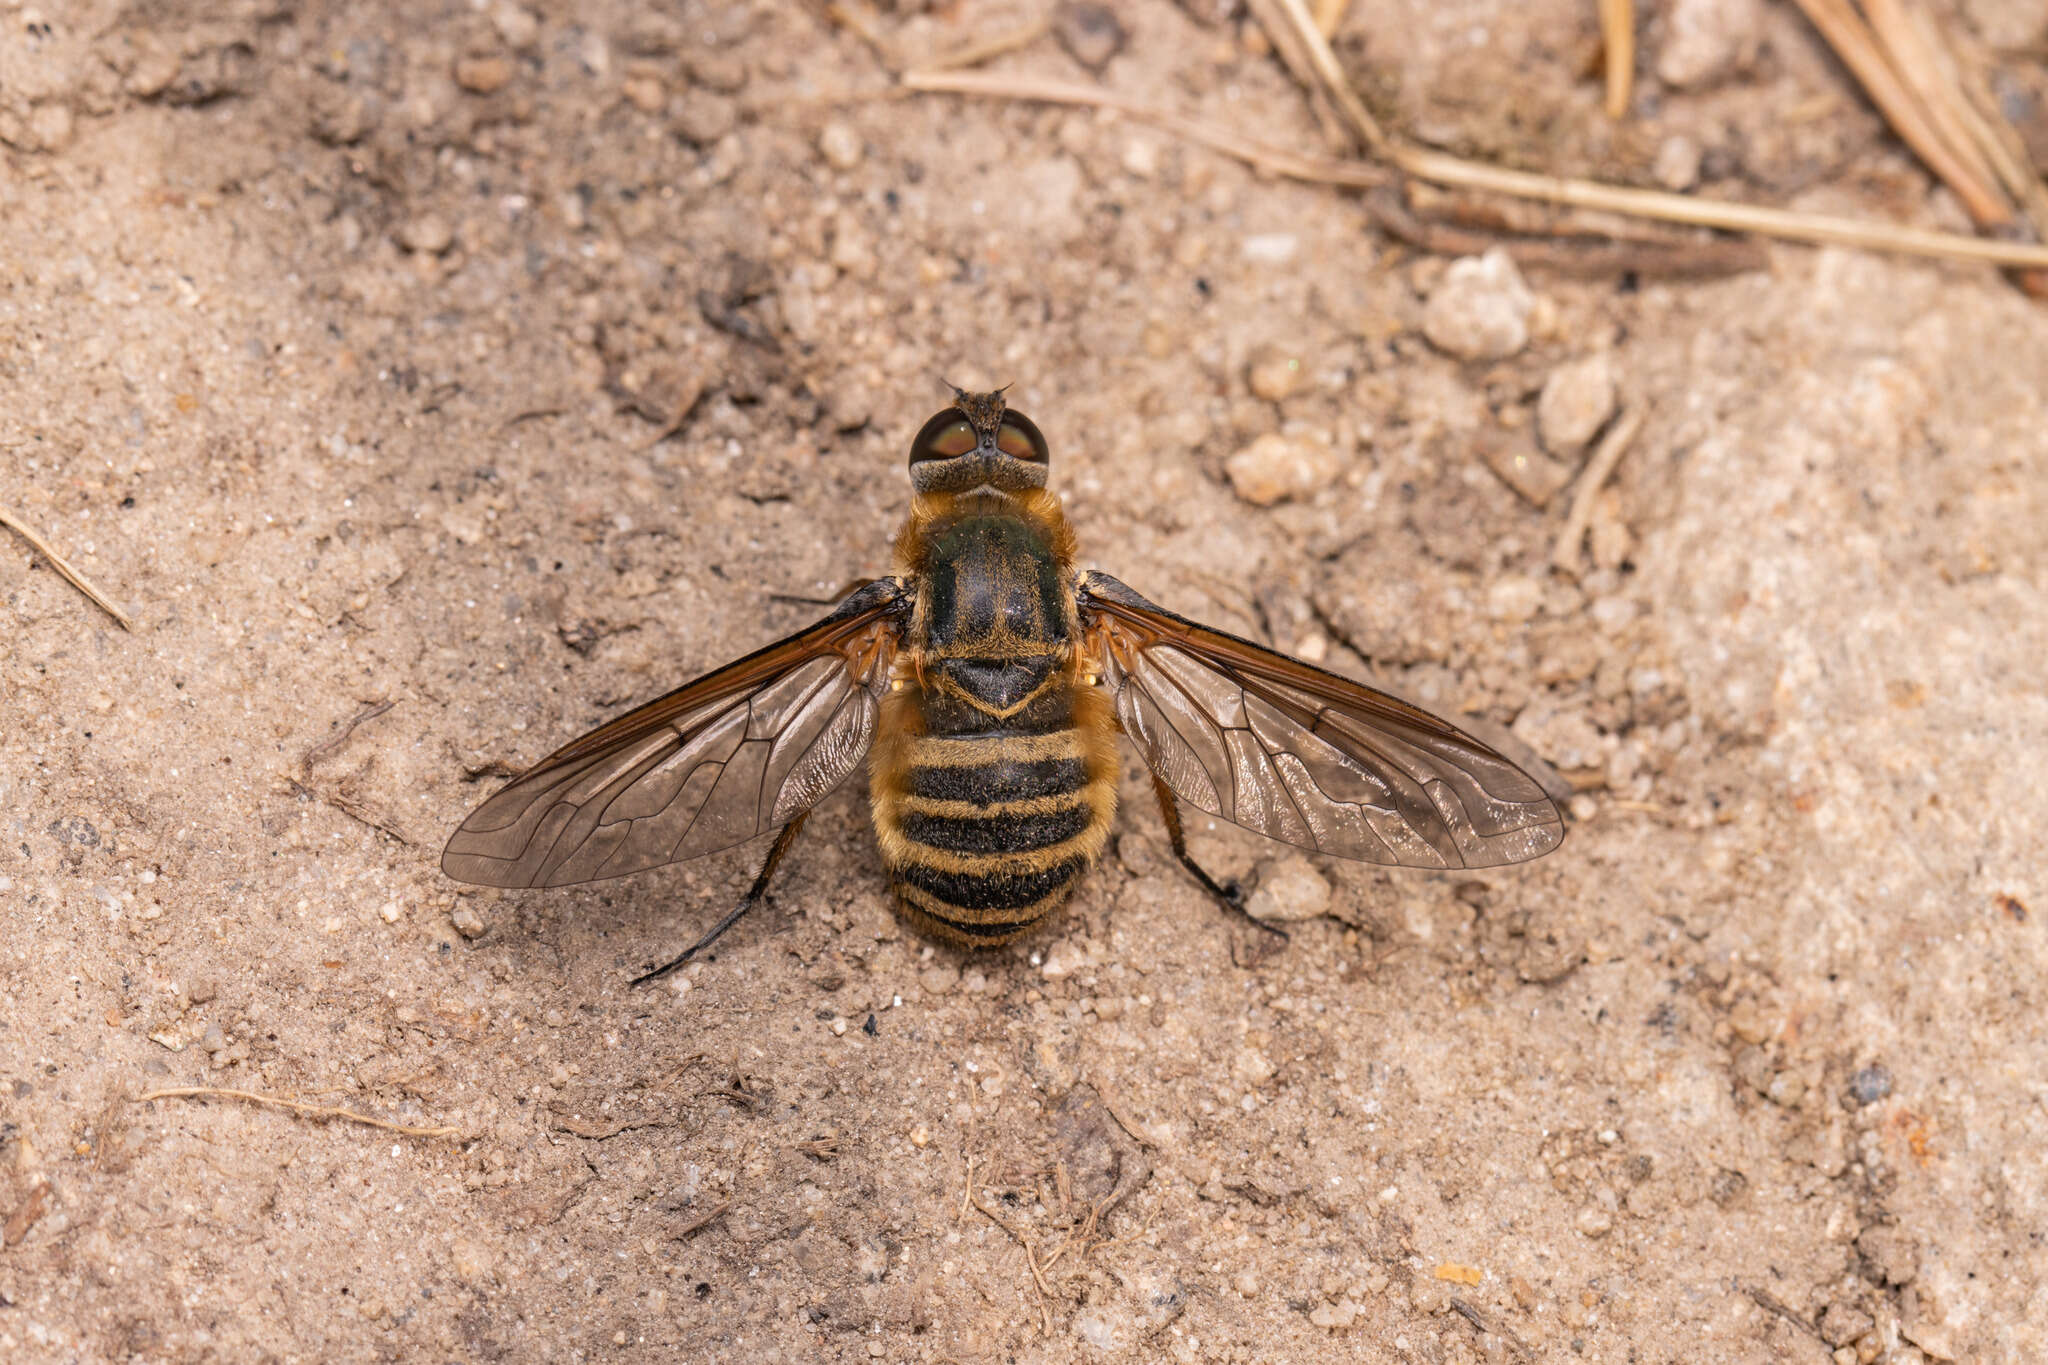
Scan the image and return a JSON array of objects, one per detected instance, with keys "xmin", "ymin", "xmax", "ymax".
[
  {"xmin": 453, "ymin": 54, "xmax": 515, "ymax": 95},
  {"xmin": 1240, "ymin": 232, "xmax": 1299, "ymax": 265},
  {"xmin": 1575, "ymin": 1206, "xmax": 1614, "ymax": 1238},
  {"xmin": 1421, "ymin": 248, "xmax": 1533, "ymax": 361},
  {"xmin": 450, "ymin": 904, "xmax": 486, "ymax": 939},
  {"xmin": 1856, "ymin": 1225, "xmax": 1919, "ymax": 1285},
  {"xmin": 909, "ymin": 1125, "xmax": 930, "ymax": 1147},
  {"xmin": 671, "ymin": 91, "xmax": 736, "ymax": 145},
  {"xmin": 1537, "ymin": 353, "xmax": 1618, "ymax": 457},
  {"xmin": 1652, "ymin": 134, "xmax": 1702, "ymax": 191},
  {"xmin": 685, "ymin": 50, "xmax": 748, "ymax": 93},
  {"xmin": 1485, "ymin": 573, "xmax": 1545, "ymax": 625},
  {"xmin": 1244, "ymin": 855, "xmax": 1331, "ymax": 923},
  {"xmin": 378, "ymin": 900, "xmax": 403, "ymax": 924},
  {"xmin": 818, "ymin": 120, "xmax": 863, "ymax": 170},
  {"xmin": 491, "ymin": 4, "xmax": 540, "ymax": 51},
  {"xmin": 1053, "ymin": 2, "xmax": 1127, "ymax": 73},
  {"xmin": 1246, "ymin": 346, "xmax": 1306, "ymax": 402},
  {"xmin": 919, "ymin": 963, "xmax": 960, "ymax": 995},
  {"xmin": 1656, "ymin": 0, "xmax": 1763, "ymax": 89},
  {"xmin": 1223, "ymin": 430, "xmax": 1341, "ymax": 506},
  {"xmin": 1120, "ymin": 134, "xmax": 1159, "ymax": 179},
  {"xmin": 822, "ymin": 376, "xmax": 873, "ymax": 431},
  {"xmin": 398, "ymin": 215, "xmax": 454, "ymax": 255},
  {"xmin": 1849, "ymin": 1064, "xmax": 1893, "ymax": 1105},
  {"xmin": 1766, "ymin": 1071, "xmax": 1807, "ymax": 1108},
  {"xmin": 1818, "ymin": 1303, "xmax": 1876, "ymax": 1349},
  {"xmin": 450, "ymin": 1238, "xmax": 493, "ymax": 1284},
  {"xmin": 622, "ymin": 74, "xmax": 666, "ymax": 113},
  {"xmin": 1479, "ymin": 439, "xmax": 1575, "ymax": 507}
]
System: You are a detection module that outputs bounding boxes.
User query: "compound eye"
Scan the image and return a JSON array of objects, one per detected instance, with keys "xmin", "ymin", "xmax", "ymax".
[
  {"xmin": 910, "ymin": 413, "xmax": 976, "ymax": 463},
  {"xmin": 996, "ymin": 412, "xmax": 1048, "ymax": 462}
]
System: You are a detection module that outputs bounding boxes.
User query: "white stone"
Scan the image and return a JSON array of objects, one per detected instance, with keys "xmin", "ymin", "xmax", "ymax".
[
  {"xmin": 1223, "ymin": 430, "xmax": 1341, "ymax": 506},
  {"xmin": 1656, "ymin": 0, "xmax": 1763, "ymax": 89},
  {"xmin": 1245, "ymin": 854, "xmax": 1332, "ymax": 922},
  {"xmin": 1538, "ymin": 353, "xmax": 1619, "ymax": 456},
  {"xmin": 1421, "ymin": 248, "xmax": 1533, "ymax": 360}
]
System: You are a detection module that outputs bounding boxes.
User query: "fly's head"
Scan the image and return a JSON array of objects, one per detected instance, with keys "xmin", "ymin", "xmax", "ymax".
[{"xmin": 907, "ymin": 386, "xmax": 1050, "ymax": 497}]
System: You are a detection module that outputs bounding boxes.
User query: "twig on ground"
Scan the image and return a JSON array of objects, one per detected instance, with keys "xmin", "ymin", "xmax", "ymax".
[
  {"xmin": 921, "ymin": 16, "xmax": 1049, "ymax": 72},
  {"xmin": 1931, "ymin": 19, "xmax": 2048, "ymax": 245},
  {"xmin": 0, "ymin": 505, "xmax": 135, "ymax": 630},
  {"xmin": 1789, "ymin": 0, "xmax": 2004, "ymax": 224},
  {"xmin": 673, "ymin": 1198, "xmax": 733, "ymax": 1239},
  {"xmin": 902, "ymin": 69, "xmax": 1386, "ymax": 189},
  {"xmin": 1311, "ymin": 0, "xmax": 1350, "ymax": 38},
  {"xmin": 1598, "ymin": 0, "xmax": 1635, "ymax": 120},
  {"xmin": 136, "ymin": 1086, "xmax": 460, "ymax": 1138},
  {"xmin": 1367, "ymin": 187, "xmax": 1768, "ymax": 278},
  {"xmin": 317, "ymin": 788, "xmax": 414, "ymax": 846},
  {"xmin": 822, "ymin": 1, "xmax": 894, "ymax": 71},
  {"xmin": 1452, "ymin": 1296, "xmax": 1535, "ymax": 1361},
  {"xmin": 1553, "ymin": 405, "xmax": 1646, "ymax": 575},
  {"xmin": 1745, "ymin": 1284, "xmax": 1824, "ymax": 1340},
  {"xmin": 299, "ymin": 699, "xmax": 396, "ymax": 778},
  {"xmin": 900, "ymin": 69, "xmax": 2048, "ymax": 272},
  {"xmin": 968, "ymin": 1182, "xmax": 1055, "ymax": 1335}
]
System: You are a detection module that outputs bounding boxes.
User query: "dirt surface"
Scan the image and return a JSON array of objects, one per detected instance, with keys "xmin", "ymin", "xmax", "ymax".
[{"xmin": 4, "ymin": 1, "xmax": 2047, "ymax": 1361}]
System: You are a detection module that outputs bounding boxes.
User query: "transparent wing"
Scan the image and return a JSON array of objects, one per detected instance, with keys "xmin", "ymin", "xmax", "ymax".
[
  {"xmin": 1082, "ymin": 572, "xmax": 1563, "ymax": 870},
  {"xmin": 443, "ymin": 581, "xmax": 906, "ymax": 889}
]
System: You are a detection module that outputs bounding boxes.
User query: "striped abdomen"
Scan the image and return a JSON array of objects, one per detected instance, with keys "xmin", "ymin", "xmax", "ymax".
[{"xmin": 872, "ymin": 690, "xmax": 1118, "ymax": 945}]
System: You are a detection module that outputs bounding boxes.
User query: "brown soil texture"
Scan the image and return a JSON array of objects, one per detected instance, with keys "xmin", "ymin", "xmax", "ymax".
[{"xmin": 4, "ymin": 2, "xmax": 2047, "ymax": 1362}]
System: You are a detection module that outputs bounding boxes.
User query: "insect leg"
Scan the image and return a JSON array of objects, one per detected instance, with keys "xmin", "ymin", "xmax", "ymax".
[
  {"xmin": 1146, "ymin": 773, "xmax": 1287, "ymax": 942},
  {"xmin": 633, "ymin": 814, "xmax": 812, "ymax": 984},
  {"xmin": 768, "ymin": 577, "xmax": 878, "ymax": 607}
]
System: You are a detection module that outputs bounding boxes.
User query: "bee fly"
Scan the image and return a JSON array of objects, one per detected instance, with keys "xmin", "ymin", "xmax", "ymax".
[{"xmin": 444, "ymin": 389, "xmax": 1563, "ymax": 979}]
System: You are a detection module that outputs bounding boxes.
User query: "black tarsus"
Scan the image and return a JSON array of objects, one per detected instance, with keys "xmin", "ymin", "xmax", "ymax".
[
  {"xmin": 633, "ymin": 814, "xmax": 812, "ymax": 984},
  {"xmin": 1147, "ymin": 773, "xmax": 1288, "ymax": 942}
]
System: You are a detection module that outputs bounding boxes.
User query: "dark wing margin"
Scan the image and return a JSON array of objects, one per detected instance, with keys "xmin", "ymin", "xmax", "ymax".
[
  {"xmin": 442, "ymin": 578, "xmax": 909, "ymax": 889},
  {"xmin": 1080, "ymin": 571, "xmax": 1563, "ymax": 870}
]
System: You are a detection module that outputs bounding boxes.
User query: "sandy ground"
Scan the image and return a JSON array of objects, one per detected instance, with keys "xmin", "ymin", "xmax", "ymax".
[{"xmin": 4, "ymin": 1, "xmax": 2047, "ymax": 1361}]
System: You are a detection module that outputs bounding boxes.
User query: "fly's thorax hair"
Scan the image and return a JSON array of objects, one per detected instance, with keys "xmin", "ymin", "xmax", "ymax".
[{"xmin": 892, "ymin": 488, "xmax": 1078, "ymax": 579}]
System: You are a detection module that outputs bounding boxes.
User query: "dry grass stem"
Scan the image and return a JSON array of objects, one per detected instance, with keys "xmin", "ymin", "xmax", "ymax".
[
  {"xmin": 908, "ymin": 31, "xmax": 2048, "ymax": 275},
  {"xmin": 822, "ymin": 1, "xmax": 894, "ymax": 70},
  {"xmin": 968, "ymin": 1183, "xmax": 1054, "ymax": 1334},
  {"xmin": 299, "ymin": 699, "xmax": 396, "ymax": 778},
  {"xmin": 1242, "ymin": 0, "xmax": 1349, "ymax": 149},
  {"xmin": 1268, "ymin": 0, "xmax": 1389, "ymax": 153},
  {"xmin": 1368, "ymin": 187, "xmax": 1768, "ymax": 278},
  {"xmin": 0, "ymin": 505, "xmax": 135, "ymax": 630},
  {"xmin": 1792, "ymin": 0, "xmax": 2006, "ymax": 224},
  {"xmin": 673, "ymin": 1198, "xmax": 733, "ymax": 1238},
  {"xmin": 1938, "ymin": 26, "xmax": 2048, "ymax": 241},
  {"xmin": 921, "ymin": 17, "xmax": 1049, "ymax": 72},
  {"xmin": 136, "ymin": 1086, "xmax": 461, "ymax": 1138},
  {"xmin": 1311, "ymin": 0, "xmax": 1350, "ymax": 39},
  {"xmin": 1395, "ymin": 146, "xmax": 2048, "ymax": 267},
  {"xmin": 1598, "ymin": 0, "xmax": 1635, "ymax": 120},
  {"xmin": 901, "ymin": 69, "xmax": 1385, "ymax": 188},
  {"xmin": 1553, "ymin": 406, "xmax": 1646, "ymax": 574},
  {"xmin": 1862, "ymin": 0, "xmax": 2007, "ymax": 213}
]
